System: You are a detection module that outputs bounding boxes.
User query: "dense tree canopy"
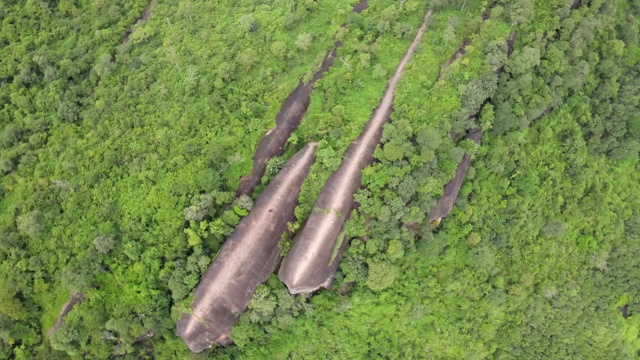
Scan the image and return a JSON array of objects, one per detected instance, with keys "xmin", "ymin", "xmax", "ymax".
[{"xmin": 0, "ymin": 0, "xmax": 638, "ymax": 358}]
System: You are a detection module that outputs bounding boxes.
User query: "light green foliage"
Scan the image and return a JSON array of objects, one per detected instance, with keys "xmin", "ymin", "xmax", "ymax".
[
  {"xmin": 93, "ymin": 235, "xmax": 116, "ymax": 254},
  {"xmin": 467, "ymin": 232, "xmax": 481, "ymax": 245},
  {"xmin": 366, "ymin": 261, "xmax": 397, "ymax": 291},
  {"xmin": 184, "ymin": 228, "xmax": 202, "ymax": 247},
  {"xmin": 15, "ymin": 211, "xmax": 42, "ymax": 238},
  {"xmin": 1, "ymin": 0, "xmax": 640, "ymax": 358},
  {"xmin": 382, "ymin": 142, "xmax": 405, "ymax": 161},
  {"xmin": 541, "ymin": 220, "xmax": 569, "ymax": 239},
  {"xmin": 386, "ymin": 239, "xmax": 405, "ymax": 260},
  {"xmin": 0, "ymin": 281, "xmax": 27, "ymax": 321},
  {"xmin": 238, "ymin": 14, "xmax": 257, "ymax": 33},
  {"xmin": 358, "ymin": 53, "xmax": 371, "ymax": 70},
  {"xmin": 183, "ymin": 193, "xmax": 214, "ymax": 222},
  {"xmin": 372, "ymin": 63, "xmax": 387, "ymax": 79},
  {"xmin": 264, "ymin": 156, "xmax": 286, "ymax": 184},
  {"xmin": 233, "ymin": 194, "xmax": 253, "ymax": 210},
  {"xmin": 417, "ymin": 127, "xmax": 443, "ymax": 150},
  {"xmin": 296, "ymin": 33, "xmax": 313, "ymax": 51},
  {"xmin": 443, "ymin": 16, "xmax": 458, "ymax": 45},
  {"xmin": 271, "ymin": 41, "xmax": 287, "ymax": 60},
  {"xmin": 447, "ymin": 146, "xmax": 465, "ymax": 162}
]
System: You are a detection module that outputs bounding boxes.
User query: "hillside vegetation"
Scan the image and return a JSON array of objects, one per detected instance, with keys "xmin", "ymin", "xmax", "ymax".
[{"xmin": 0, "ymin": 0, "xmax": 638, "ymax": 359}]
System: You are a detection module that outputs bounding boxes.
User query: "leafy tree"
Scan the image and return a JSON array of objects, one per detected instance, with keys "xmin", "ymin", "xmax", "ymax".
[
  {"xmin": 183, "ymin": 194, "xmax": 214, "ymax": 222},
  {"xmin": 0, "ymin": 282, "xmax": 27, "ymax": 321},
  {"xmin": 296, "ymin": 33, "xmax": 312, "ymax": 51},
  {"xmin": 93, "ymin": 235, "xmax": 116, "ymax": 254},
  {"xmin": 366, "ymin": 261, "xmax": 396, "ymax": 291},
  {"xmin": 0, "ymin": 156, "xmax": 14, "ymax": 174},
  {"xmin": 541, "ymin": 220, "xmax": 568, "ymax": 239},
  {"xmin": 238, "ymin": 14, "xmax": 257, "ymax": 33},
  {"xmin": 234, "ymin": 195, "xmax": 254, "ymax": 211},
  {"xmin": 447, "ymin": 146, "xmax": 465, "ymax": 162},
  {"xmin": 16, "ymin": 211, "xmax": 42, "ymax": 238},
  {"xmin": 246, "ymin": 285, "xmax": 277, "ymax": 323},
  {"xmin": 443, "ymin": 16, "xmax": 458, "ymax": 46},
  {"xmin": 1, "ymin": 124, "xmax": 22, "ymax": 148},
  {"xmin": 271, "ymin": 41, "xmax": 287, "ymax": 60},
  {"xmin": 386, "ymin": 239, "xmax": 405, "ymax": 260},
  {"xmin": 382, "ymin": 142, "xmax": 405, "ymax": 161}
]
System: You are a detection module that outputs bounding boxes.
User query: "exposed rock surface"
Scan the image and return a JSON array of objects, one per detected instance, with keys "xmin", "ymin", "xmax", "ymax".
[
  {"xmin": 428, "ymin": 130, "xmax": 482, "ymax": 225},
  {"xmin": 47, "ymin": 292, "xmax": 84, "ymax": 338},
  {"xmin": 177, "ymin": 143, "xmax": 317, "ymax": 352},
  {"xmin": 236, "ymin": 1, "xmax": 369, "ymax": 197},
  {"xmin": 279, "ymin": 9, "xmax": 434, "ymax": 295}
]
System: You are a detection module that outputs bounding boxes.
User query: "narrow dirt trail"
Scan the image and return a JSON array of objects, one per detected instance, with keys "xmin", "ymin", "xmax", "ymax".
[
  {"xmin": 236, "ymin": 1, "xmax": 369, "ymax": 197},
  {"xmin": 177, "ymin": 143, "xmax": 317, "ymax": 352},
  {"xmin": 279, "ymin": 9, "xmax": 434, "ymax": 295},
  {"xmin": 438, "ymin": 38, "xmax": 470, "ymax": 81},
  {"xmin": 439, "ymin": 10, "xmax": 494, "ymax": 81},
  {"xmin": 121, "ymin": 0, "xmax": 156, "ymax": 45},
  {"xmin": 47, "ymin": 292, "xmax": 84, "ymax": 338}
]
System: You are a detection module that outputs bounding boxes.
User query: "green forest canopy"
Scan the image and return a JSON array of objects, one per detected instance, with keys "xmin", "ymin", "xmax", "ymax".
[{"xmin": 0, "ymin": 0, "xmax": 639, "ymax": 358}]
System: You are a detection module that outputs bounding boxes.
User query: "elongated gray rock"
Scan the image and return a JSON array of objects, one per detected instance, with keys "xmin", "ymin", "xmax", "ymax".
[
  {"xmin": 177, "ymin": 143, "xmax": 317, "ymax": 352},
  {"xmin": 236, "ymin": 0, "xmax": 369, "ymax": 197},
  {"xmin": 279, "ymin": 9, "xmax": 433, "ymax": 295},
  {"xmin": 235, "ymin": 62, "xmax": 329, "ymax": 197},
  {"xmin": 428, "ymin": 130, "xmax": 483, "ymax": 226}
]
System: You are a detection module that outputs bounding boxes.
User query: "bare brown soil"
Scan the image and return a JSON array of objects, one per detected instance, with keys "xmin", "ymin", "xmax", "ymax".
[
  {"xmin": 429, "ymin": 130, "xmax": 482, "ymax": 225},
  {"xmin": 619, "ymin": 305, "xmax": 629, "ymax": 318},
  {"xmin": 450, "ymin": 131, "xmax": 464, "ymax": 142},
  {"xmin": 507, "ymin": 32, "xmax": 517, "ymax": 56},
  {"xmin": 47, "ymin": 292, "xmax": 84, "ymax": 338},
  {"xmin": 122, "ymin": 1, "xmax": 155, "ymax": 45},
  {"xmin": 279, "ymin": 9, "xmax": 434, "ymax": 295},
  {"xmin": 236, "ymin": 1, "xmax": 368, "ymax": 197},
  {"xmin": 353, "ymin": 0, "xmax": 369, "ymax": 14},
  {"xmin": 177, "ymin": 144, "xmax": 317, "ymax": 352},
  {"xmin": 438, "ymin": 38, "xmax": 470, "ymax": 81},
  {"xmin": 571, "ymin": 0, "xmax": 582, "ymax": 10}
]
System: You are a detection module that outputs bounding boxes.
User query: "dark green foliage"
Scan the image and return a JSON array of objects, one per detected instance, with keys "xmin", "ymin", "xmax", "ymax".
[{"xmin": 1, "ymin": 0, "xmax": 639, "ymax": 358}]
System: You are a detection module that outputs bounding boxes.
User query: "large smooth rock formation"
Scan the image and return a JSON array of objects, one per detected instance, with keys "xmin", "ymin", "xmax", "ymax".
[
  {"xmin": 278, "ymin": 9, "xmax": 433, "ymax": 295},
  {"xmin": 177, "ymin": 143, "xmax": 317, "ymax": 352},
  {"xmin": 236, "ymin": 0, "xmax": 369, "ymax": 197},
  {"xmin": 428, "ymin": 130, "xmax": 483, "ymax": 226}
]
